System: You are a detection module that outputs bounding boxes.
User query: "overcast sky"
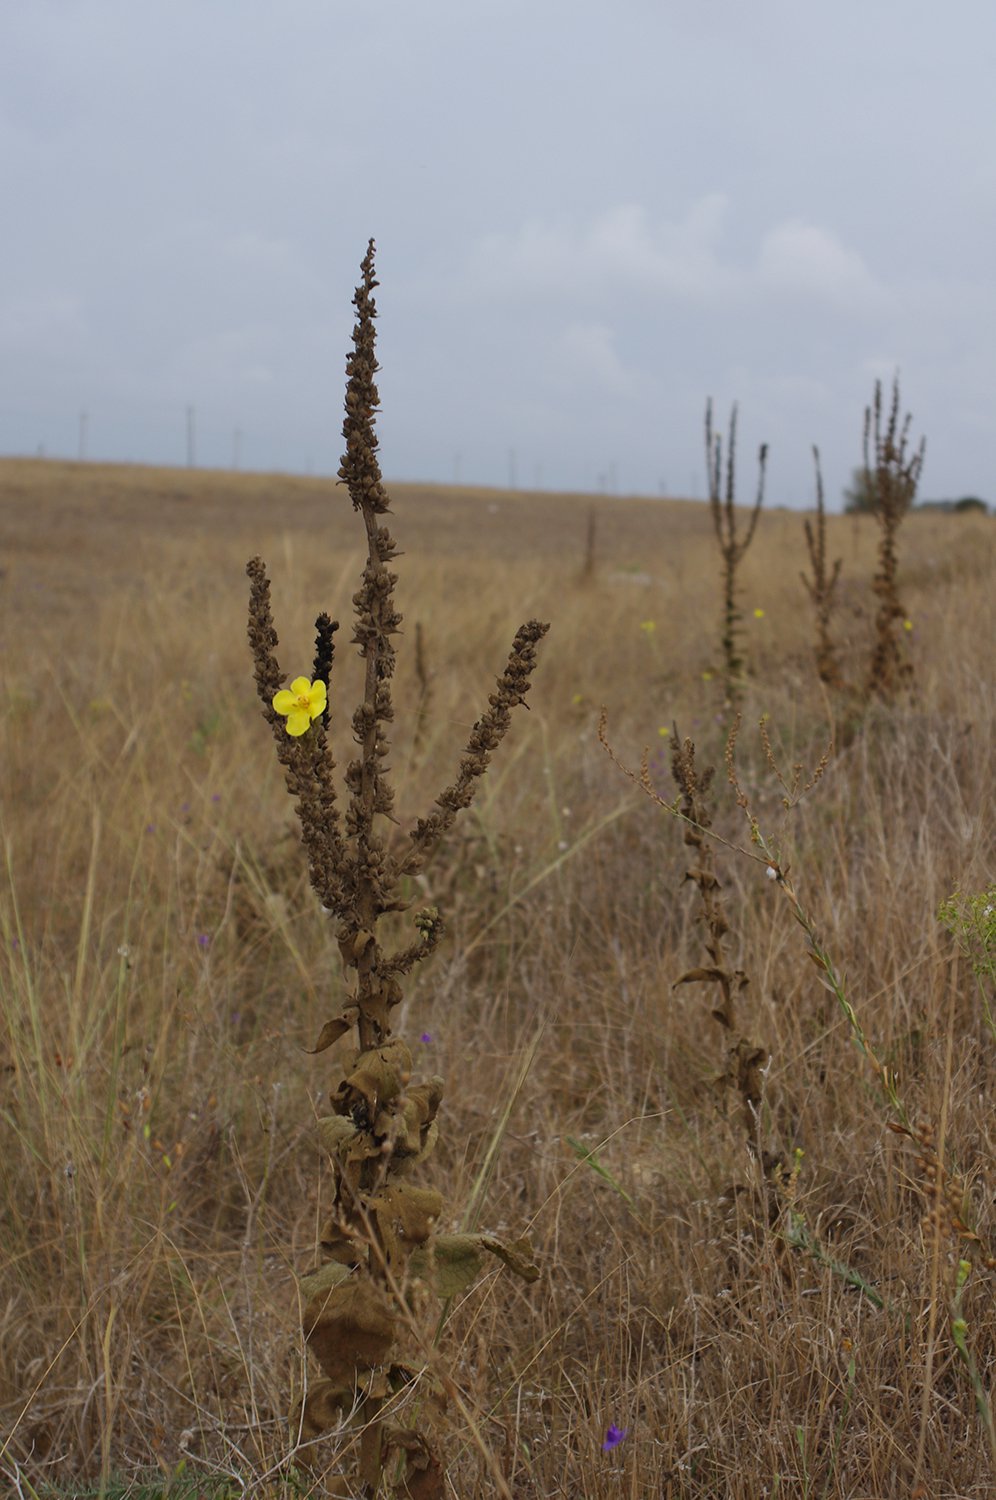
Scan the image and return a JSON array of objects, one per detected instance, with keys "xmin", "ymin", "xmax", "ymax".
[{"xmin": 3, "ymin": 1, "xmax": 994, "ymax": 506}]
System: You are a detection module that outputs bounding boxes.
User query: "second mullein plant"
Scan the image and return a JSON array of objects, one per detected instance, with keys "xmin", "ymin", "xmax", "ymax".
[{"xmin": 247, "ymin": 243, "xmax": 547, "ymax": 1497}]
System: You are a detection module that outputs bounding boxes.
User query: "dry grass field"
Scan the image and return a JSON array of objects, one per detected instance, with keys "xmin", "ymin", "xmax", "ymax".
[{"xmin": 1, "ymin": 450, "xmax": 994, "ymax": 1498}]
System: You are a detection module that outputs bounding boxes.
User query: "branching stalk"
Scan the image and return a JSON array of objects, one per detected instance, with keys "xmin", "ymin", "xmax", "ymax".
[
  {"xmin": 246, "ymin": 241, "xmax": 546, "ymax": 1496},
  {"xmin": 705, "ymin": 400, "xmax": 767, "ymax": 707}
]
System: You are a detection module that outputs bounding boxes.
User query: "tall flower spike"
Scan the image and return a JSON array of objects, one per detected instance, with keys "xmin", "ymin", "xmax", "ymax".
[
  {"xmin": 339, "ymin": 239, "xmax": 391, "ymax": 517},
  {"xmin": 339, "ymin": 241, "xmax": 402, "ymax": 859}
]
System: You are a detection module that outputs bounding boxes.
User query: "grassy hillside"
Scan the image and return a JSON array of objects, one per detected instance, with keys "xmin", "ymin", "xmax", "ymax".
[{"xmin": 1, "ymin": 456, "xmax": 994, "ymax": 1497}]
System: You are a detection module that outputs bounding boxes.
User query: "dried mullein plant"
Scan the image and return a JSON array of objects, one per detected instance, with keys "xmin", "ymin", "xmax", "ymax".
[
  {"xmin": 598, "ymin": 716, "xmax": 773, "ymax": 1167},
  {"xmin": 247, "ymin": 241, "xmax": 546, "ymax": 1497},
  {"xmin": 669, "ymin": 733, "xmax": 769, "ymax": 1149},
  {"xmin": 724, "ymin": 717, "xmax": 996, "ymax": 1459},
  {"xmin": 800, "ymin": 445, "xmax": 844, "ymax": 690},
  {"xmin": 863, "ymin": 375, "xmax": 924, "ymax": 699},
  {"xmin": 705, "ymin": 400, "xmax": 768, "ymax": 707}
]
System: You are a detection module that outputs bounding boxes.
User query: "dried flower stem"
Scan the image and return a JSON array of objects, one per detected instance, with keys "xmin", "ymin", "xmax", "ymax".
[
  {"xmin": 413, "ymin": 620, "xmax": 431, "ymax": 753},
  {"xmin": 669, "ymin": 732, "xmax": 768, "ymax": 1141},
  {"xmin": 706, "ymin": 400, "xmax": 767, "ymax": 706},
  {"xmin": 863, "ymin": 376, "xmax": 924, "ymax": 699},
  {"xmin": 800, "ymin": 446, "xmax": 843, "ymax": 689}
]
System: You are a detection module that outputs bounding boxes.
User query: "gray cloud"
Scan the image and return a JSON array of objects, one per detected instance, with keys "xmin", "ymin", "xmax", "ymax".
[{"xmin": 2, "ymin": 1, "xmax": 993, "ymax": 503}]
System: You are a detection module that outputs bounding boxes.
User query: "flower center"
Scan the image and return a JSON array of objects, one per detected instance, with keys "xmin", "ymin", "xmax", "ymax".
[{"xmin": 297, "ymin": 694, "xmax": 311, "ymax": 710}]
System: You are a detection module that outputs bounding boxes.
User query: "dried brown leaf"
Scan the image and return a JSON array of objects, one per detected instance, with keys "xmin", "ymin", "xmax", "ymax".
[
  {"xmin": 385, "ymin": 1426, "xmax": 445, "ymax": 1500},
  {"xmin": 304, "ymin": 1275, "xmax": 396, "ymax": 1384},
  {"xmin": 307, "ymin": 1013, "xmax": 356, "ymax": 1054},
  {"xmin": 674, "ymin": 966, "xmax": 729, "ymax": 987}
]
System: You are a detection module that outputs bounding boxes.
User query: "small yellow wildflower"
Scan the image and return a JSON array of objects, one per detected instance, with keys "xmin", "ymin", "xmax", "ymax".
[
  {"xmin": 753, "ymin": 607, "xmax": 765, "ymax": 619},
  {"xmin": 903, "ymin": 618, "xmax": 913, "ymax": 632},
  {"xmin": 272, "ymin": 677, "xmax": 327, "ymax": 736},
  {"xmin": 702, "ymin": 670, "xmax": 713, "ymax": 682},
  {"xmin": 658, "ymin": 726, "xmax": 670, "ymax": 737},
  {"xmin": 571, "ymin": 692, "xmax": 584, "ymax": 705},
  {"xmin": 640, "ymin": 620, "xmax": 656, "ymax": 634}
]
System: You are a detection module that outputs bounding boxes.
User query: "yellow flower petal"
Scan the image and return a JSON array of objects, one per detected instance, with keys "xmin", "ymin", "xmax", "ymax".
[
  {"xmin": 308, "ymin": 681, "xmax": 327, "ymax": 716},
  {"xmin": 285, "ymin": 710, "xmax": 312, "ymax": 736},
  {"xmin": 272, "ymin": 689, "xmax": 296, "ymax": 715},
  {"xmin": 290, "ymin": 676, "xmax": 313, "ymax": 697}
]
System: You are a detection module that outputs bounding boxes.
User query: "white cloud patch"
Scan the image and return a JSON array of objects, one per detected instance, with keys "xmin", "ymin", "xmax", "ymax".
[
  {"xmin": 758, "ymin": 221, "xmax": 884, "ymax": 309},
  {"xmin": 464, "ymin": 200, "xmax": 891, "ymax": 331},
  {"xmin": 555, "ymin": 321, "xmax": 633, "ymax": 393},
  {"xmin": 467, "ymin": 196, "xmax": 740, "ymax": 303}
]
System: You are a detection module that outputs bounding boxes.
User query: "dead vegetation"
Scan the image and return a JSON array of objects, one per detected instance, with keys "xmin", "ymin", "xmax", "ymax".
[
  {"xmin": 0, "ymin": 326, "xmax": 994, "ymax": 1495},
  {"xmin": 247, "ymin": 243, "xmax": 545, "ymax": 1496}
]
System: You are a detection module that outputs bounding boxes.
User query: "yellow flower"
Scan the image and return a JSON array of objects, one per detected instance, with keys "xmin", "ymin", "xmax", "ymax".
[
  {"xmin": 640, "ymin": 620, "xmax": 656, "ymax": 634},
  {"xmin": 903, "ymin": 618, "xmax": 913, "ymax": 632},
  {"xmin": 272, "ymin": 677, "xmax": 327, "ymax": 736},
  {"xmin": 658, "ymin": 726, "xmax": 670, "ymax": 737},
  {"xmin": 753, "ymin": 607, "xmax": 765, "ymax": 619}
]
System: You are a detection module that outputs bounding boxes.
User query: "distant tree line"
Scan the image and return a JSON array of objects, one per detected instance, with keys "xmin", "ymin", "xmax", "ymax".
[{"xmin": 843, "ymin": 467, "xmax": 989, "ymax": 515}]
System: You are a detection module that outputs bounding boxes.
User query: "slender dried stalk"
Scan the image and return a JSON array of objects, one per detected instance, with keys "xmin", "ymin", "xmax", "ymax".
[
  {"xmin": 669, "ymin": 733, "xmax": 768, "ymax": 1144},
  {"xmin": 705, "ymin": 400, "xmax": 768, "ymax": 706},
  {"xmin": 863, "ymin": 376, "xmax": 924, "ymax": 699},
  {"xmin": 412, "ymin": 620, "xmax": 431, "ymax": 753},
  {"xmin": 800, "ymin": 446, "xmax": 844, "ymax": 689},
  {"xmin": 598, "ymin": 714, "xmax": 771, "ymax": 1155},
  {"xmin": 580, "ymin": 506, "xmax": 597, "ymax": 582}
]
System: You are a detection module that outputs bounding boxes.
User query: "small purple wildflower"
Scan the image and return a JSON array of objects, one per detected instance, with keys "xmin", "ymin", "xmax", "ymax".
[
  {"xmin": 601, "ymin": 1424, "xmax": 627, "ymax": 1452},
  {"xmin": 180, "ymin": 802, "xmax": 191, "ymax": 814},
  {"xmin": 145, "ymin": 824, "xmax": 156, "ymax": 834},
  {"xmin": 419, "ymin": 1032, "xmax": 432, "ymax": 1044},
  {"xmin": 211, "ymin": 793, "xmax": 221, "ymax": 803},
  {"xmin": 196, "ymin": 933, "xmax": 211, "ymax": 950}
]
